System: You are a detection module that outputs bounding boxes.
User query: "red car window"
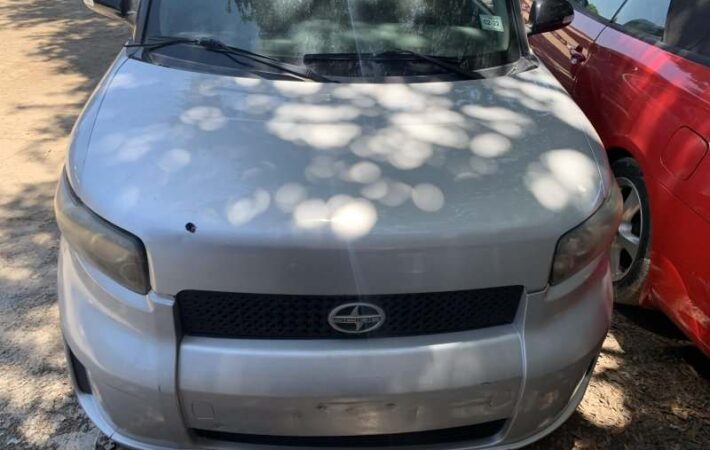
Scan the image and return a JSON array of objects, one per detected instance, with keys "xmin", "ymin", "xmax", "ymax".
[
  {"xmin": 569, "ymin": 0, "xmax": 625, "ymax": 20},
  {"xmin": 665, "ymin": 0, "xmax": 710, "ymax": 58},
  {"xmin": 613, "ymin": 0, "xmax": 671, "ymax": 39}
]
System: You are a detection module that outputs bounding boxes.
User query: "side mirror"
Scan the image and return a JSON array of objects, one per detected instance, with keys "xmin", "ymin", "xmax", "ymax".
[
  {"xmin": 528, "ymin": 0, "xmax": 575, "ymax": 35},
  {"xmin": 83, "ymin": 0, "xmax": 137, "ymax": 26}
]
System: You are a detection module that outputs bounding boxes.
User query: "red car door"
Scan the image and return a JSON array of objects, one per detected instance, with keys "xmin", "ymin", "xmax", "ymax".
[
  {"xmin": 527, "ymin": 0, "xmax": 624, "ymax": 93},
  {"xmin": 573, "ymin": 0, "xmax": 680, "ymax": 144}
]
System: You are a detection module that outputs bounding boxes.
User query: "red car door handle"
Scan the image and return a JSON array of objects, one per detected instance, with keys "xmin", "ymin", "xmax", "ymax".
[{"xmin": 570, "ymin": 48, "xmax": 587, "ymax": 64}]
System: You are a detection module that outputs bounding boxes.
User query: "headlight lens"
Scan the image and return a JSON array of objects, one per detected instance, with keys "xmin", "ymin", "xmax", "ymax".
[
  {"xmin": 55, "ymin": 173, "xmax": 150, "ymax": 294},
  {"xmin": 550, "ymin": 184, "xmax": 622, "ymax": 285}
]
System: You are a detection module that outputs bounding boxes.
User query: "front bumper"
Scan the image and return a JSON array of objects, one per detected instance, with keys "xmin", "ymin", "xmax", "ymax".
[{"xmin": 59, "ymin": 239, "xmax": 612, "ymax": 450}]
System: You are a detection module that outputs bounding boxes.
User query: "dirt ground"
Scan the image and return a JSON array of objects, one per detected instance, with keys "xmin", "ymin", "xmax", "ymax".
[{"xmin": 0, "ymin": 1, "xmax": 708, "ymax": 449}]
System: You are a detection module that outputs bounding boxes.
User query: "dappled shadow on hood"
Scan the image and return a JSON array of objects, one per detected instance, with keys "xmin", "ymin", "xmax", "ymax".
[{"xmin": 82, "ymin": 62, "xmax": 604, "ymax": 245}]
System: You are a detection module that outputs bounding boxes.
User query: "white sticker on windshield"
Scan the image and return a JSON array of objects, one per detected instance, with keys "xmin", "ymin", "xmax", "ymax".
[{"xmin": 480, "ymin": 15, "xmax": 504, "ymax": 32}]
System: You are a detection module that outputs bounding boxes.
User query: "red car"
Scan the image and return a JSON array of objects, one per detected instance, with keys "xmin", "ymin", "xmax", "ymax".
[{"xmin": 529, "ymin": 0, "xmax": 710, "ymax": 356}]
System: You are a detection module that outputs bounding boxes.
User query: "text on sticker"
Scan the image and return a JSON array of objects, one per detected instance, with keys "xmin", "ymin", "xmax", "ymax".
[{"xmin": 480, "ymin": 15, "xmax": 504, "ymax": 32}]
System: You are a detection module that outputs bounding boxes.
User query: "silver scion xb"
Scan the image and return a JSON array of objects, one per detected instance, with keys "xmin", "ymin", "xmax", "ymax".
[{"xmin": 56, "ymin": 0, "xmax": 622, "ymax": 448}]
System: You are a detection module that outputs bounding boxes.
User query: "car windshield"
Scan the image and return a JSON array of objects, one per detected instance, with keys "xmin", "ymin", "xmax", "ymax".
[{"xmin": 144, "ymin": 0, "xmax": 522, "ymax": 79}]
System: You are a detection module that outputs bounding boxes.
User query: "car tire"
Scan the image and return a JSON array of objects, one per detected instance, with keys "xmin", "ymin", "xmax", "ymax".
[{"xmin": 610, "ymin": 157, "xmax": 651, "ymax": 305}]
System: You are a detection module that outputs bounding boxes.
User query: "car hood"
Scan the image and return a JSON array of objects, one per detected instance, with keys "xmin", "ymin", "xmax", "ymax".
[{"xmin": 68, "ymin": 55, "xmax": 609, "ymax": 295}]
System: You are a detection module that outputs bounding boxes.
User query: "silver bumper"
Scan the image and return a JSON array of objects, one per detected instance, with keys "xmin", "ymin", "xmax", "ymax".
[{"xmin": 59, "ymin": 239, "xmax": 612, "ymax": 450}]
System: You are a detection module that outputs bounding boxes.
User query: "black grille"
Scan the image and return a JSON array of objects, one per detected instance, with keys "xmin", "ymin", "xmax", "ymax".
[
  {"xmin": 177, "ymin": 286, "xmax": 522, "ymax": 339},
  {"xmin": 194, "ymin": 420, "xmax": 506, "ymax": 447}
]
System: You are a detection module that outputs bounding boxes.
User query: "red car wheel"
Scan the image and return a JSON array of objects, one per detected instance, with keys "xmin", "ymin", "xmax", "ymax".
[{"xmin": 611, "ymin": 158, "xmax": 652, "ymax": 305}]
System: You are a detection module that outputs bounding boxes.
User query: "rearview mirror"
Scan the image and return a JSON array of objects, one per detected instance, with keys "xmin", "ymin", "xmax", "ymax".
[
  {"xmin": 528, "ymin": 0, "xmax": 575, "ymax": 35},
  {"xmin": 83, "ymin": 0, "xmax": 137, "ymax": 26}
]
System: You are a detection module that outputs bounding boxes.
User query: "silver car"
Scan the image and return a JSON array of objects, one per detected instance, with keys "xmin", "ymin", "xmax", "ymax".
[{"xmin": 56, "ymin": 0, "xmax": 621, "ymax": 448}]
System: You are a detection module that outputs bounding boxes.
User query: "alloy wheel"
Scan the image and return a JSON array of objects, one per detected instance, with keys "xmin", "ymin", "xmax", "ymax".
[{"xmin": 611, "ymin": 177, "xmax": 644, "ymax": 282}]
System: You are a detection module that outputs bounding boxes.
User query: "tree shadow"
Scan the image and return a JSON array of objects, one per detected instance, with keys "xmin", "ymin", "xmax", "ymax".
[
  {"xmin": 615, "ymin": 305, "xmax": 688, "ymax": 341},
  {"xmin": 0, "ymin": 1, "xmax": 129, "ymax": 448},
  {"xmin": 0, "ymin": 182, "xmax": 89, "ymax": 450},
  {"xmin": 0, "ymin": 0, "xmax": 129, "ymax": 84},
  {"xmin": 615, "ymin": 305, "xmax": 708, "ymax": 380},
  {"xmin": 0, "ymin": 0, "xmax": 130, "ymax": 154},
  {"xmin": 528, "ymin": 310, "xmax": 710, "ymax": 450}
]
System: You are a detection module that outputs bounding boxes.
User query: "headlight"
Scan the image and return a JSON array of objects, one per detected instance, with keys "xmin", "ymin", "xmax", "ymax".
[
  {"xmin": 55, "ymin": 173, "xmax": 150, "ymax": 294},
  {"xmin": 550, "ymin": 184, "xmax": 622, "ymax": 285}
]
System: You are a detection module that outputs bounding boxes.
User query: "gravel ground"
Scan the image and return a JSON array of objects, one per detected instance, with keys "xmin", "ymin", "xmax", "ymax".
[{"xmin": 0, "ymin": 1, "xmax": 708, "ymax": 449}]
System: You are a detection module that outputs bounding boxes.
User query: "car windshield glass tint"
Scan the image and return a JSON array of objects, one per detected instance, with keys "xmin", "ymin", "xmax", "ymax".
[
  {"xmin": 571, "ymin": 0, "xmax": 624, "ymax": 20},
  {"xmin": 613, "ymin": 0, "xmax": 671, "ymax": 39},
  {"xmin": 145, "ymin": 0, "xmax": 521, "ymax": 78}
]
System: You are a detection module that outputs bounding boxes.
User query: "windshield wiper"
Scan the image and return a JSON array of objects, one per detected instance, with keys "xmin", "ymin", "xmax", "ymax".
[
  {"xmin": 304, "ymin": 49, "xmax": 482, "ymax": 80},
  {"xmin": 126, "ymin": 36, "xmax": 337, "ymax": 83},
  {"xmin": 380, "ymin": 49, "xmax": 483, "ymax": 80}
]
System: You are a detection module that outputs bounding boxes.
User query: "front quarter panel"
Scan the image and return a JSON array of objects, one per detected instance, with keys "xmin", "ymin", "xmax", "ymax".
[{"xmin": 66, "ymin": 51, "xmax": 130, "ymax": 193}]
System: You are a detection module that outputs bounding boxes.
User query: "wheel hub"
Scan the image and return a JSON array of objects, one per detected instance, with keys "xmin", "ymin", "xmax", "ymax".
[{"xmin": 611, "ymin": 177, "xmax": 643, "ymax": 282}]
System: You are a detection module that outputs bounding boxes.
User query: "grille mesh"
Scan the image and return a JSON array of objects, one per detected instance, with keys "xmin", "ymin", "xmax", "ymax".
[
  {"xmin": 194, "ymin": 419, "xmax": 506, "ymax": 447},
  {"xmin": 177, "ymin": 286, "xmax": 522, "ymax": 339}
]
